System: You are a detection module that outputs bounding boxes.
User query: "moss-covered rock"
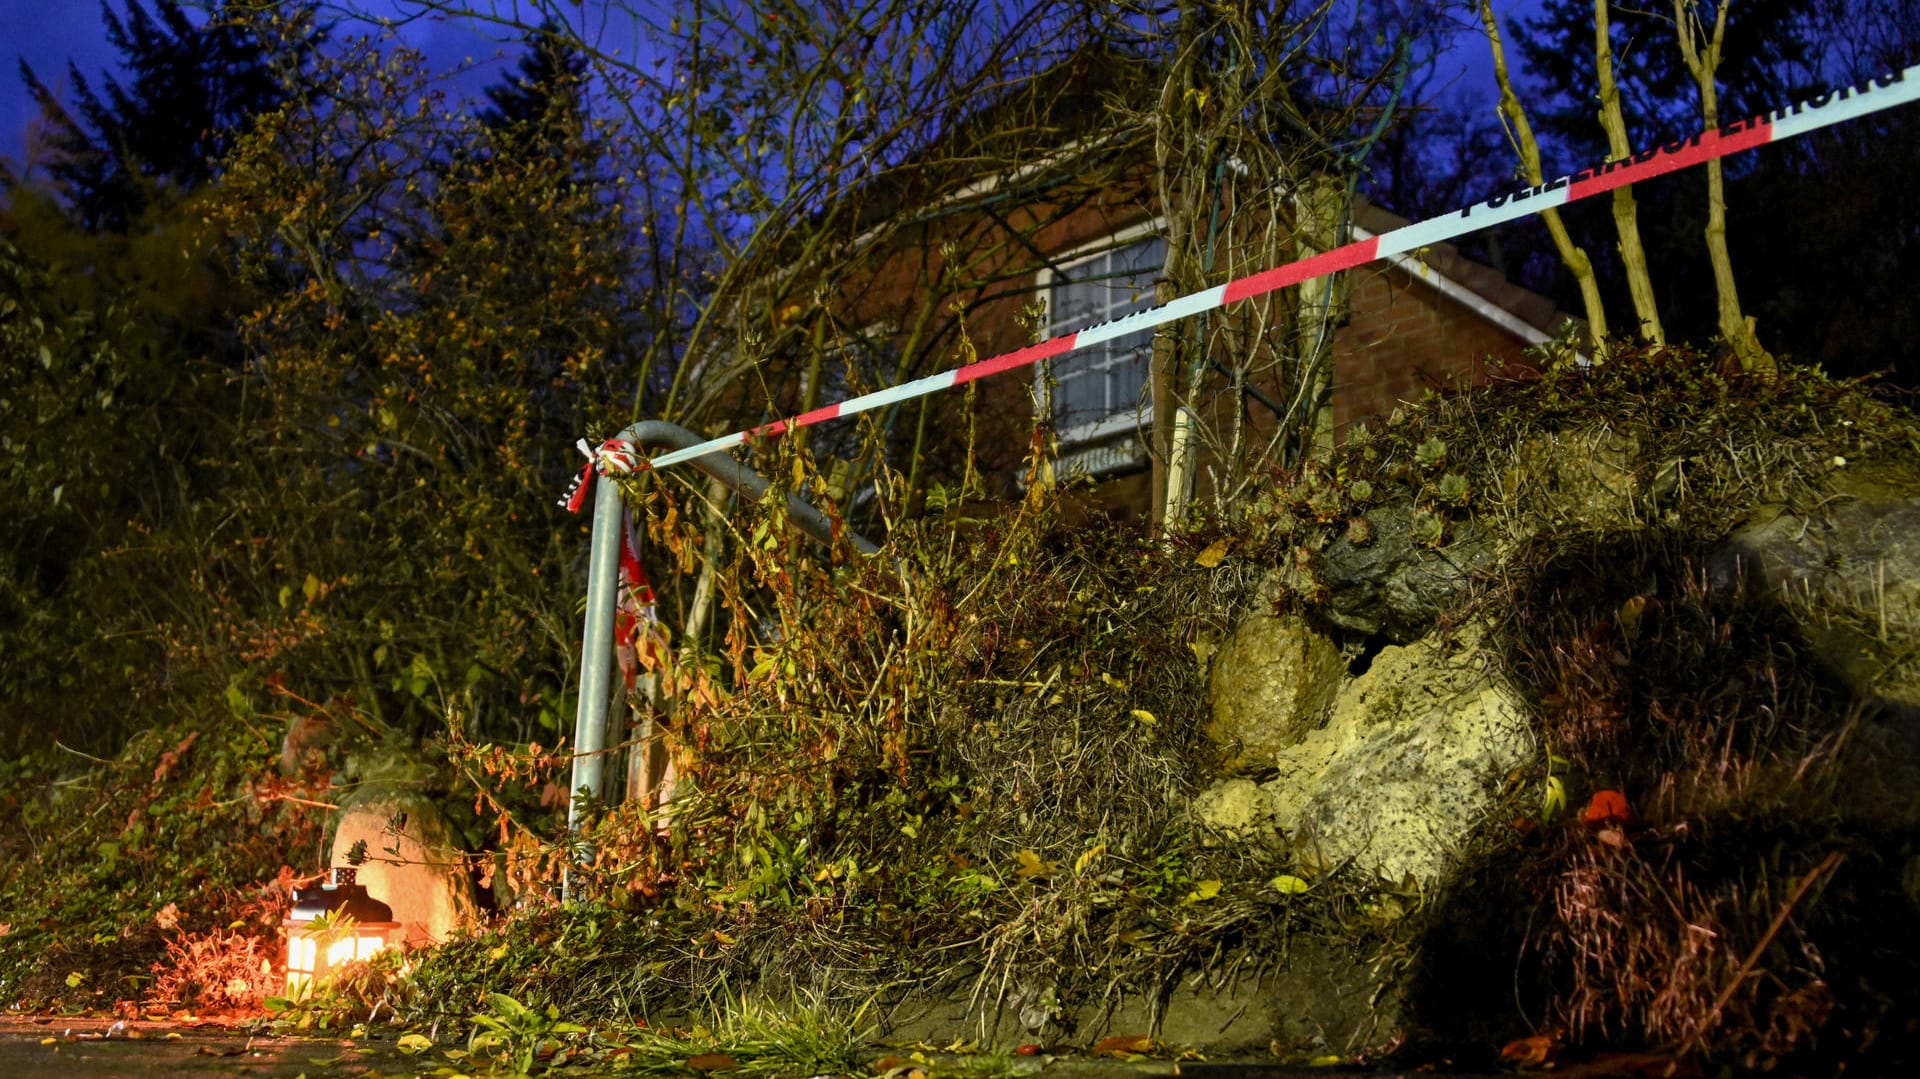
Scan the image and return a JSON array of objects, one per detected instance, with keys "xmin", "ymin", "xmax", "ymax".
[
  {"xmin": 1202, "ymin": 612, "xmax": 1344, "ymax": 774},
  {"xmin": 1259, "ymin": 626, "xmax": 1533, "ymax": 888}
]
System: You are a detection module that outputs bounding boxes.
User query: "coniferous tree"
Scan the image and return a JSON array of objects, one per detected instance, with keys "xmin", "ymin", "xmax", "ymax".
[
  {"xmin": 478, "ymin": 19, "xmax": 590, "ymax": 144},
  {"xmin": 15, "ymin": 0, "xmax": 303, "ymax": 232}
]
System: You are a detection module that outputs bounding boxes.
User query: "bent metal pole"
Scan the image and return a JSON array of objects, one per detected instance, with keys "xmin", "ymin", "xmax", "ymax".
[{"xmin": 566, "ymin": 422, "xmax": 877, "ymax": 852}]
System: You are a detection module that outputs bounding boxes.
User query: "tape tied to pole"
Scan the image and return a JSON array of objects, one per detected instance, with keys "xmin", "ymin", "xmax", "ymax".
[{"xmin": 560, "ymin": 438, "xmax": 647, "ymax": 512}]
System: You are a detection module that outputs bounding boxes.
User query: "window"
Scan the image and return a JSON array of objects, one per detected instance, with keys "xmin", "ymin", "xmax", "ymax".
[{"xmin": 1039, "ymin": 229, "xmax": 1166, "ymax": 444}]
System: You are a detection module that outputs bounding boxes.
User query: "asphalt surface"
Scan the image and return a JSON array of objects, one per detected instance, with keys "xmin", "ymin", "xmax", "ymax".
[
  {"xmin": 1, "ymin": 1016, "xmax": 1483, "ymax": 1077},
  {"xmin": 0, "ymin": 1017, "xmax": 412, "ymax": 1077}
]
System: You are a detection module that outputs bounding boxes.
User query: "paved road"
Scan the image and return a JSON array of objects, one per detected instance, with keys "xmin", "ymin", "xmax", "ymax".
[
  {"xmin": 2, "ymin": 1016, "xmax": 1482, "ymax": 1077},
  {"xmin": 0, "ymin": 1017, "xmax": 417, "ymax": 1078}
]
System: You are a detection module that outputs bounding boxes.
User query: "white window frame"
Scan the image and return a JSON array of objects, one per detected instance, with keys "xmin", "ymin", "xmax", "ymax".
[{"xmin": 1033, "ymin": 218, "xmax": 1166, "ymax": 446}]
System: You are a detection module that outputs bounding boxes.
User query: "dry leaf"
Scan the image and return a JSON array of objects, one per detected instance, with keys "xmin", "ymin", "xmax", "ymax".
[
  {"xmin": 1499, "ymin": 1031, "xmax": 1563, "ymax": 1068},
  {"xmin": 1073, "ymin": 844, "xmax": 1107, "ymax": 875},
  {"xmin": 1092, "ymin": 1033, "xmax": 1153, "ymax": 1057},
  {"xmin": 1193, "ymin": 538, "xmax": 1231, "ymax": 568},
  {"xmin": 1013, "ymin": 850, "xmax": 1057, "ymax": 879},
  {"xmin": 1617, "ymin": 594, "xmax": 1651, "ymax": 639},
  {"xmin": 1184, "ymin": 879, "xmax": 1223, "ymax": 903},
  {"xmin": 1582, "ymin": 788, "xmax": 1633, "ymax": 827},
  {"xmin": 687, "ymin": 1052, "xmax": 739, "ymax": 1071}
]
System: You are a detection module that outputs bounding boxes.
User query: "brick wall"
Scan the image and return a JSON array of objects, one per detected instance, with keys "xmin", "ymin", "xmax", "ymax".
[{"xmin": 1330, "ymin": 261, "xmax": 1542, "ymax": 438}]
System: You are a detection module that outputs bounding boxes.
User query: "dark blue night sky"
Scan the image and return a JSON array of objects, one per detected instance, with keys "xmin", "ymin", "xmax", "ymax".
[{"xmin": 0, "ymin": 2, "xmax": 1539, "ymax": 184}]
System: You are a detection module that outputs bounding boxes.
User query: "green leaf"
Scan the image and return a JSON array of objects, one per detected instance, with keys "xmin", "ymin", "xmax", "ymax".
[
  {"xmin": 225, "ymin": 679, "xmax": 250, "ymax": 719},
  {"xmin": 396, "ymin": 1032, "xmax": 433, "ymax": 1053},
  {"xmin": 1542, "ymin": 775, "xmax": 1567, "ymax": 820}
]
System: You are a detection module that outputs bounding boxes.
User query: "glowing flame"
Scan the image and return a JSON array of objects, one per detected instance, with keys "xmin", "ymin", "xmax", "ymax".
[{"xmin": 283, "ymin": 925, "xmax": 396, "ymax": 997}]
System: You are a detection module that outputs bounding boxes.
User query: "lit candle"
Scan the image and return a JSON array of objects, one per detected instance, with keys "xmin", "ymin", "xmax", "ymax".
[{"xmin": 282, "ymin": 866, "xmax": 401, "ymax": 997}]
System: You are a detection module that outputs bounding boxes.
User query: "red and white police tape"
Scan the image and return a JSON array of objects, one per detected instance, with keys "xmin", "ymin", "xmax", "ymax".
[{"xmin": 574, "ymin": 63, "xmax": 1920, "ymax": 488}]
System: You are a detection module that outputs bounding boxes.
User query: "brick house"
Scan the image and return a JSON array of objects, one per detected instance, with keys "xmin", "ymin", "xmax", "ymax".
[{"xmin": 798, "ymin": 180, "xmax": 1569, "ymax": 523}]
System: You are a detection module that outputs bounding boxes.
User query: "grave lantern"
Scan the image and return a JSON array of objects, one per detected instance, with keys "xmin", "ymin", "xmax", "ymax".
[{"xmin": 281, "ymin": 866, "xmax": 401, "ymax": 997}]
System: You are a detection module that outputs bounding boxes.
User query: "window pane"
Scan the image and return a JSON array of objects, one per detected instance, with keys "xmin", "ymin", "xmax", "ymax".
[
  {"xmin": 1057, "ymin": 369, "xmax": 1100, "ymax": 425},
  {"xmin": 1109, "ymin": 349, "xmax": 1148, "ymax": 413},
  {"xmin": 1046, "ymin": 234, "xmax": 1162, "ymax": 435}
]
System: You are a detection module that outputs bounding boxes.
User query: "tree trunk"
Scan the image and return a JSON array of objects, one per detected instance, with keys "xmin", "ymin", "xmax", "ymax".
[
  {"xmin": 1479, "ymin": 0, "xmax": 1608, "ymax": 357},
  {"xmin": 1672, "ymin": 0, "xmax": 1775, "ymax": 378},
  {"xmin": 1295, "ymin": 175, "xmax": 1348, "ymax": 460},
  {"xmin": 1595, "ymin": 0, "xmax": 1664, "ymax": 345}
]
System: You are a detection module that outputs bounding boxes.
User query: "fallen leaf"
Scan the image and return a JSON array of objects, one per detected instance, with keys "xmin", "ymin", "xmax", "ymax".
[
  {"xmin": 396, "ymin": 1033, "xmax": 433, "ymax": 1054},
  {"xmin": 1073, "ymin": 844, "xmax": 1106, "ymax": 875},
  {"xmin": 1014, "ymin": 1043, "xmax": 1042, "ymax": 1056},
  {"xmin": 1499, "ymin": 1031, "xmax": 1563, "ymax": 1068},
  {"xmin": 1184, "ymin": 879, "xmax": 1223, "ymax": 903},
  {"xmin": 1193, "ymin": 538, "xmax": 1231, "ymax": 568},
  {"xmin": 1269, "ymin": 874, "xmax": 1311, "ymax": 894},
  {"xmin": 1129, "ymin": 708, "xmax": 1157, "ymax": 726},
  {"xmin": 1582, "ymin": 789, "xmax": 1634, "ymax": 828},
  {"xmin": 1013, "ymin": 849, "xmax": 1057, "ymax": 879},
  {"xmin": 871, "ymin": 1054, "xmax": 910, "ymax": 1073},
  {"xmin": 1092, "ymin": 1033, "xmax": 1153, "ymax": 1057},
  {"xmin": 687, "ymin": 1052, "xmax": 739, "ymax": 1070},
  {"xmin": 1100, "ymin": 672, "xmax": 1128, "ymax": 692},
  {"xmin": 1617, "ymin": 594, "xmax": 1651, "ymax": 639}
]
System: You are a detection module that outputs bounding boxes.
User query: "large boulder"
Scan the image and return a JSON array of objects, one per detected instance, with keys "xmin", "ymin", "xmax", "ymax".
[
  {"xmin": 1202, "ymin": 613, "xmax": 1346, "ymax": 775},
  {"xmin": 1715, "ymin": 489, "xmax": 1920, "ymax": 711},
  {"xmin": 1258, "ymin": 627, "xmax": 1533, "ymax": 887},
  {"xmin": 1192, "ymin": 777, "xmax": 1282, "ymax": 848},
  {"xmin": 1315, "ymin": 504, "xmax": 1499, "ymax": 642},
  {"xmin": 329, "ymin": 790, "xmax": 480, "ymax": 947}
]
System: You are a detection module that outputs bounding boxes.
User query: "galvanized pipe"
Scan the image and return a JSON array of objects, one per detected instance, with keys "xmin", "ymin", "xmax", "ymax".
[{"xmin": 567, "ymin": 422, "xmax": 877, "ymax": 847}]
